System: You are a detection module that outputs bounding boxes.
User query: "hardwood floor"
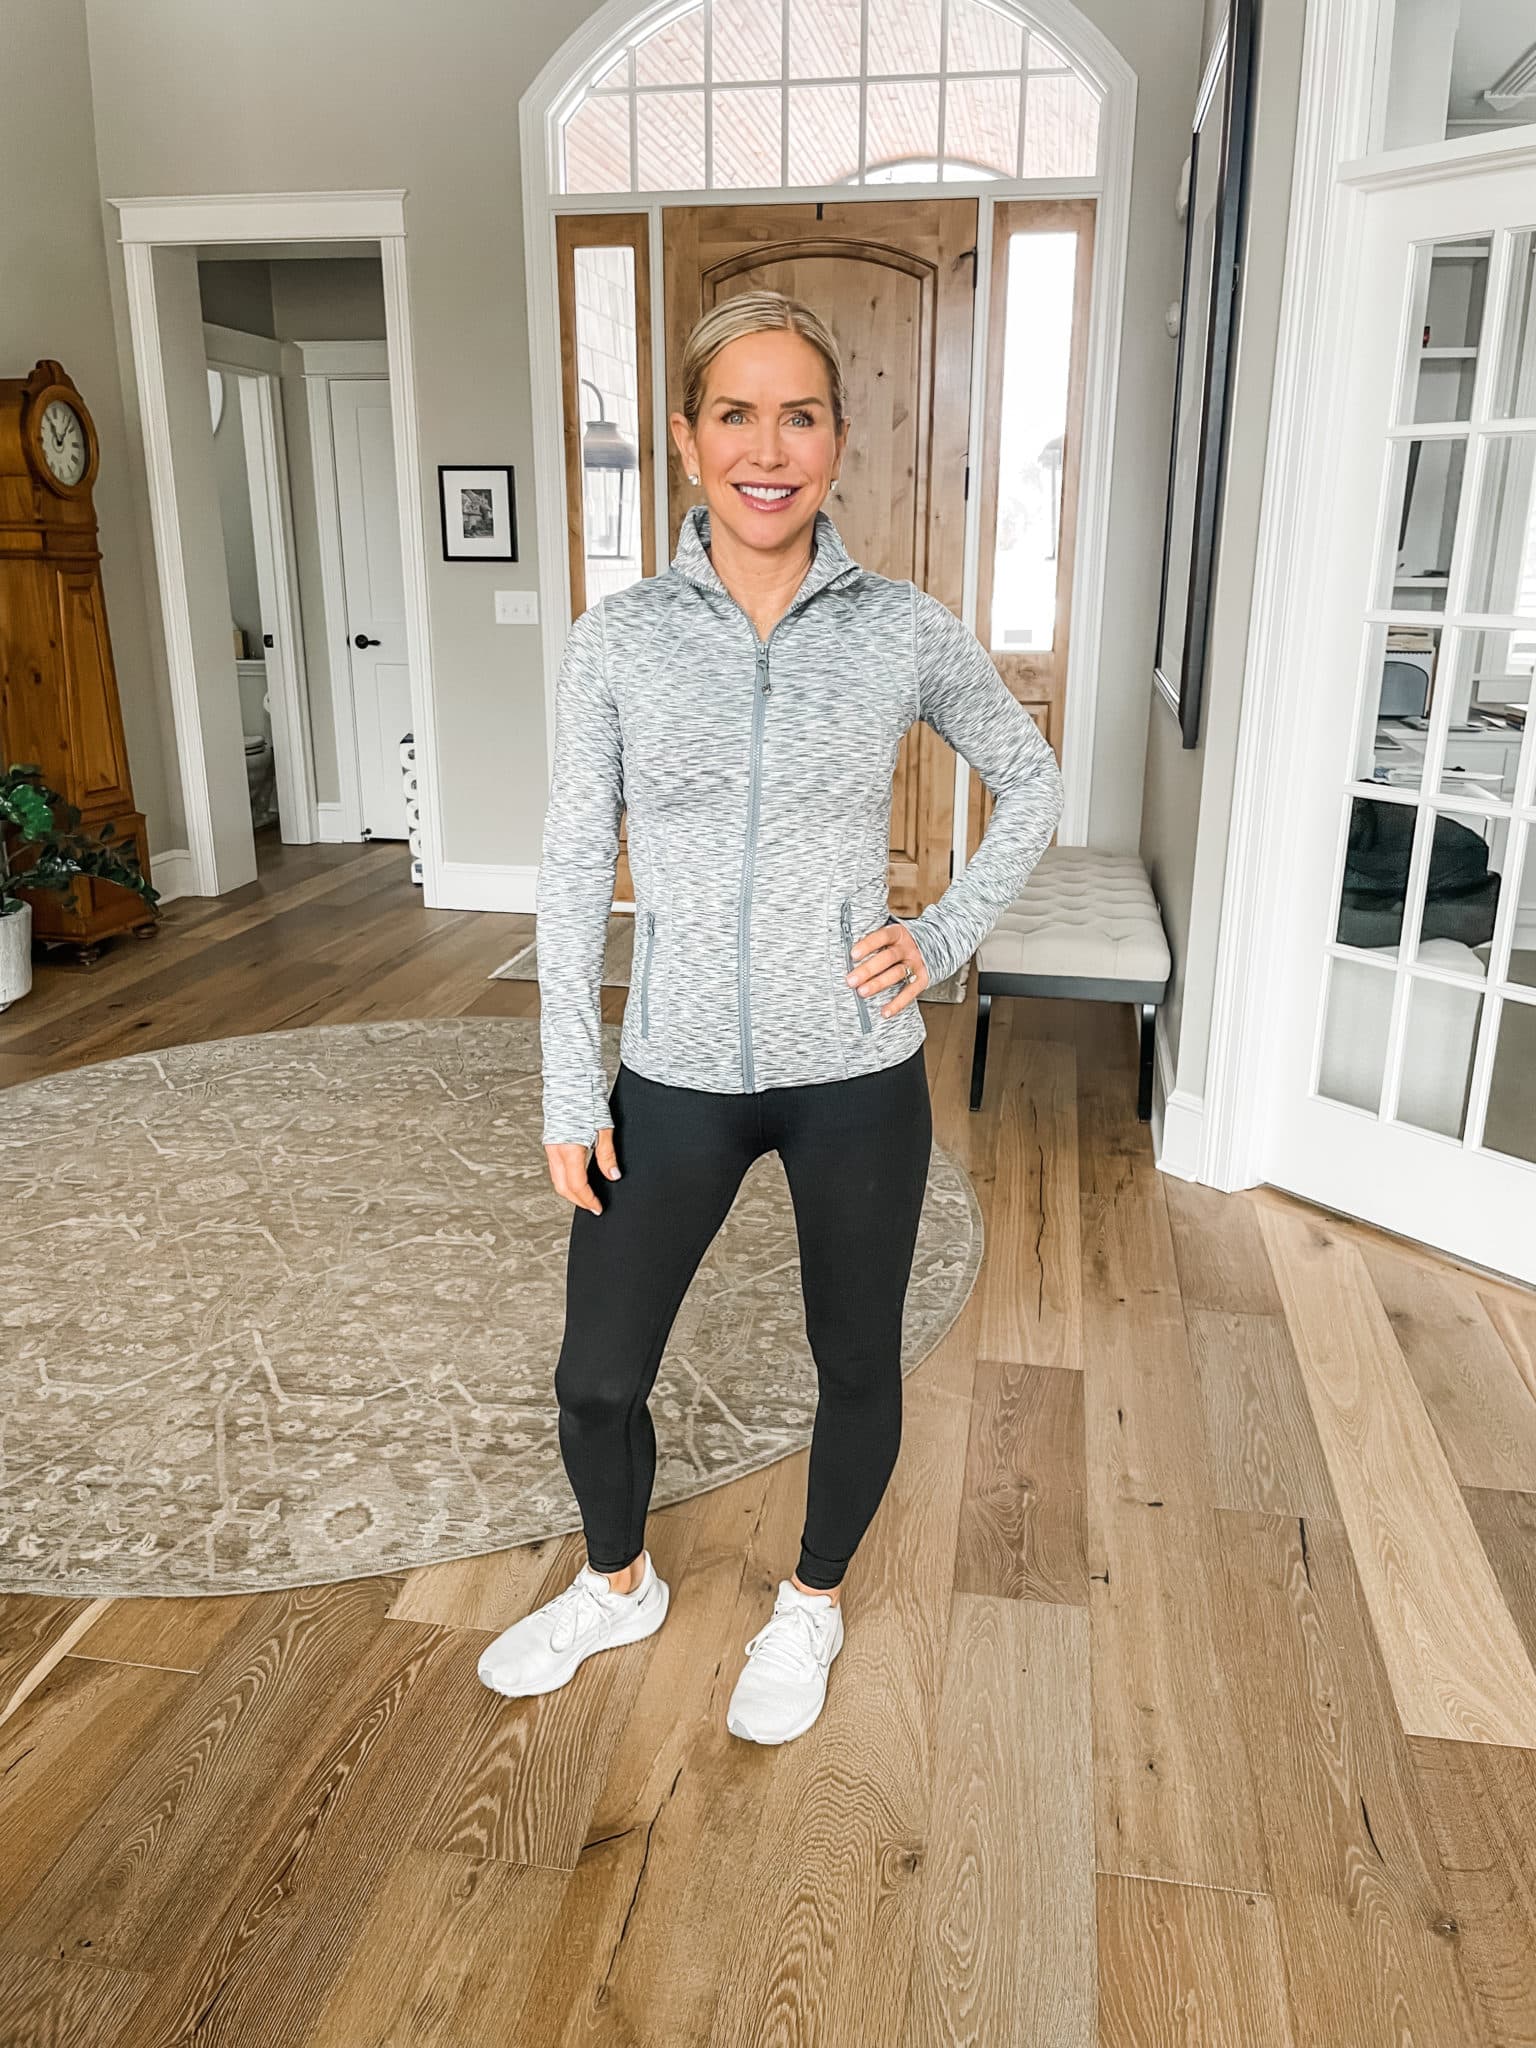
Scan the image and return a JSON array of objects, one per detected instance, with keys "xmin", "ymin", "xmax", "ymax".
[{"xmin": 2, "ymin": 832, "xmax": 1535, "ymax": 2045}]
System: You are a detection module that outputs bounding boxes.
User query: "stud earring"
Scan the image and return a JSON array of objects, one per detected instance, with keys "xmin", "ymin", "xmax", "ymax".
[{"xmin": 688, "ymin": 472, "xmax": 699, "ymax": 485}]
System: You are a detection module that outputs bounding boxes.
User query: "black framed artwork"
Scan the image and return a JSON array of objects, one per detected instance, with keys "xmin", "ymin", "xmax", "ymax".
[
  {"xmin": 439, "ymin": 464, "xmax": 517, "ymax": 561},
  {"xmin": 1153, "ymin": 0, "xmax": 1257, "ymax": 748}
]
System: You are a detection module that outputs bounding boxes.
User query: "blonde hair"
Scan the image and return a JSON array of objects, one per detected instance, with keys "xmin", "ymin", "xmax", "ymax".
[{"xmin": 677, "ymin": 288, "xmax": 847, "ymax": 433}]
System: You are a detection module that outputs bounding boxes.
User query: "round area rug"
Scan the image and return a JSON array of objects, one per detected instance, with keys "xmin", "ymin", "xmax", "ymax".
[{"xmin": 0, "ymin": 1018, "xmax": 983, "ymax": 1598}]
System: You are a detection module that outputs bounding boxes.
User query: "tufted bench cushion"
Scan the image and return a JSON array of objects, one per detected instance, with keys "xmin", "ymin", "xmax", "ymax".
[
  {"xmin": 970, "ymin": 846, "xmax": 1171, "ymax": 1118},
  {"xmin": 977, "ymin": 846, "xmax": 1171, "ymax": 996}
]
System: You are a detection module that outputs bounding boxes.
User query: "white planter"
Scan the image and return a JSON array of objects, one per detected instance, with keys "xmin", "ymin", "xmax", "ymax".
[{"xmin": 0, "ymin": 899, "xmax": 34, "ymax": 1011}]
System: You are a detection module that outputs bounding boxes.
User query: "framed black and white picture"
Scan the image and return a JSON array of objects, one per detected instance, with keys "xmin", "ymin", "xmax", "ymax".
[
  {"xmin": 439, "ymin": 464, "xmax": 517, "ymax": 561},
  {"xmin": 1153, "ymin": 0, "xmax": 1256, "ymax": 747}
]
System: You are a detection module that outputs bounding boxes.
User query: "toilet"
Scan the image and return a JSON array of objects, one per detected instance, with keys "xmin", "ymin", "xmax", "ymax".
[
  {"xmin": 238, "ymin": 667, "xmax": 278, "ymax": 827},
  {"xmin": 244, "ymin": 728, "xmax": 277, "ymax": 825}
]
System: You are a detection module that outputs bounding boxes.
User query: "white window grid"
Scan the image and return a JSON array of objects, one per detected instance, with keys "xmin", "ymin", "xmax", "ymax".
[{"xmin": 558, "ymin": 0, "xmax": 1101, "ymax": 194}]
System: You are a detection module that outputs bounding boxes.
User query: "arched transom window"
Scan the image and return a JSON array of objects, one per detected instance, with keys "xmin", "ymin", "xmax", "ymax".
[{"xmin": 559, "ymin": 0, "xmax": 1102, "ymax": 194}]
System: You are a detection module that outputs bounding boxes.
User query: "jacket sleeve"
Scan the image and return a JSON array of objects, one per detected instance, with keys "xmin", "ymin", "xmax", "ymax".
[
  {"xmin": 536, "ymin": 600, "xmax": 622, "ymax": 1148},
  {"xmin": 888, "ymin": 585, "xmax": 1065, "ymax": 989}
]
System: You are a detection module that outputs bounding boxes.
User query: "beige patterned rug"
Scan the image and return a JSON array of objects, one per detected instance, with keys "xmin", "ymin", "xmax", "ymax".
[
  {"xmin": 0, "ymin": 1017, "xmax": 982, "ymax": 1600},
  {"xmin": 491, "ymin": 913, "xmax": 972, "ymax": 1002}
]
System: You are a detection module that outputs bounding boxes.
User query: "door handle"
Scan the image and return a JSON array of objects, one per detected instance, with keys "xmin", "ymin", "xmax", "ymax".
[{"xmin": 354, "ymin": 634, "xmax": 381, "ymax": 649}]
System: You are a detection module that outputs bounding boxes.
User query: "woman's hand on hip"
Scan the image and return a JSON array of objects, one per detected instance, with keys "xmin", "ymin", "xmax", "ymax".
[
  {"xmin": 546, "ymin": 1126, "xmax": 621, "ymax": 1213},
  {"xmin": 848, "ymin": 922, "xmax": 929, "ymax": 1015}
]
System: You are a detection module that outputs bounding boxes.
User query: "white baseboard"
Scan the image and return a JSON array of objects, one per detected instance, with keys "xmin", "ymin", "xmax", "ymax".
[
  {"xmin": 430, "ymin": 861, "xmax": 540, "ymax": 913},
  {"xmin": 316, "ymin": 802, "xmax": 348, "ymax": 842},
  {"xmin": 1152, "ymin": 1005, "xmax": 1205, "ymax": 1181},
  {"xmin": 145, "ymin": 846, "xmax": 196, "ymax": 903}
]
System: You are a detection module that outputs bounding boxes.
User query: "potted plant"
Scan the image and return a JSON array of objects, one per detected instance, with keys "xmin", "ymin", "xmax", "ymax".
[{"xmin": 1, "ymin": 762, "xmax": 160, "ymax": 1011}]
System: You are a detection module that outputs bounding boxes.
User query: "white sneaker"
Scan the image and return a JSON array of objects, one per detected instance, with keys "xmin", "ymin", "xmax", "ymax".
[
  {"xmin": 477, "ymin": 1550, "xmax": 669, "ymax": 1699},
  {"xmin": 726, "ymin": 1579, "xmax": 845, "ymax": 1744}
]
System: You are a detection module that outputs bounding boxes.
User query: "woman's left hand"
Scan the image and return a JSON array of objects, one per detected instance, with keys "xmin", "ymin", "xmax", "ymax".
[{"xmin": 847, "ymin": 920, "xmax": 930, "ymax": 1016}]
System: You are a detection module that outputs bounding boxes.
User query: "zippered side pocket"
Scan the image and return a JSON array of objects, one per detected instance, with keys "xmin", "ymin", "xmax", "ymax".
[
  {"xmin": 840, "ymin": 897, "xmax": 873, "ymax": 1036},
  {"xmin": 640, "ymin": 909, "xmax": 658, "ymax": 1037}
]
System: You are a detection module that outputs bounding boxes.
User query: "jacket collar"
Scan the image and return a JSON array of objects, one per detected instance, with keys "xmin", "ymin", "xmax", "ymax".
[{"xmin": 669, "ymin": 500, "xmax": 861, "ymax": 612}]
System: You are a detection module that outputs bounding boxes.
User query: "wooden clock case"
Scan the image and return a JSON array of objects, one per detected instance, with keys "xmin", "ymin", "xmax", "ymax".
[{"xmin": 0, "ymin": 359, "xmax": 156, "ymax": 962}]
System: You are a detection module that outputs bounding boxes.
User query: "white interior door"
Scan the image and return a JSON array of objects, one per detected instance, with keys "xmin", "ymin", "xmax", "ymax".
[
  {"xmin": 330, "ymin": 377, "xmax": 411, "ymax": 841},
  {"xmin": 1267, "ymin": 162, "xmax": 1536, "ymax": 1283}
]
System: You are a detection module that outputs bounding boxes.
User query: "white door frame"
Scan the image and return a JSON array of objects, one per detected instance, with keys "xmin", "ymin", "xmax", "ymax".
[
  {"xmin": 1201, "ymin": 0, "xmax": 1536, "ymax": 1217},
  {"xmin": 517, "ymin": 0, "xmax": 1138, "ymax": 858},
  {"xmin": 109, "ymin": 191, "xmax": 443, "ymax": 903}
]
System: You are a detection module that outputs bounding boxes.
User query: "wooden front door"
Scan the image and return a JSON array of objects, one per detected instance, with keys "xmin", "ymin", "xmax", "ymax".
[{"xmin": 661, "ymin": 198, "xmax": 978, "ymax": 921}]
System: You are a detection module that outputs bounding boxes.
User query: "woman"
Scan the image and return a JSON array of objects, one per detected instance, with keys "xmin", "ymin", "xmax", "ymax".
[{"xmin": 479, "ymin": 289, "xmax": 1064, "ymax": 1743}]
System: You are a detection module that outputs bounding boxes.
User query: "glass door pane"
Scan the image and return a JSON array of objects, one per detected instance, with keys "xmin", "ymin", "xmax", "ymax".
[
  {"xmin": 1316, "ymin": 217, "xmax": 1536, "ymax": 1183},
  {"xmin": 555, "ymin": 213, "xmax": 657, "ymax": 619}
]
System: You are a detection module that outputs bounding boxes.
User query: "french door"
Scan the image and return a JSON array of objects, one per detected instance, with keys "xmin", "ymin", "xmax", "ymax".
[{"xmin": 1267, "ymin": 161, "xmax": 1536, "ymax": 1282}]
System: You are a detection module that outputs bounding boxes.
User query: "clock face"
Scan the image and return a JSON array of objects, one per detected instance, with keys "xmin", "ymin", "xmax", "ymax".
[{"xmin": 39, "ymin": 398, "xmax": 89, "ymax": 485}]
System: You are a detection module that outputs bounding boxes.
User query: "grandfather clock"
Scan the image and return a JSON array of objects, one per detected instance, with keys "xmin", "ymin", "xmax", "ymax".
[{"xmin": 0, "ymin": 359, "xmax": 155, "ymax": 960}]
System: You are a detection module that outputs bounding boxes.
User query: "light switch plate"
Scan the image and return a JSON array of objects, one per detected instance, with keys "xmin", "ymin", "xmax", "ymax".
[{"xmin": 495, "ymin": 589, "xmax": 539, "ymax": 625}]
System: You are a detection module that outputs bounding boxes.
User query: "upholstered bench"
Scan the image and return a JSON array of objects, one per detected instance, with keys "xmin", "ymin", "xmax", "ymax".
[{"xmin": 969, "ymin": 846, "xmax": 1172, "ymax": 1120}]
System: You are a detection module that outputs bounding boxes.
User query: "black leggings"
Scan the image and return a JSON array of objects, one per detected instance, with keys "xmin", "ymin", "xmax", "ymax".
[{"xmin": 553, "ymin": 1046, "xmax": 933, "ymax": 1590}]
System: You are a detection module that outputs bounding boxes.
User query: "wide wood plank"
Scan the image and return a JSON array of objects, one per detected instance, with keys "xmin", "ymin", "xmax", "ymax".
[
  {"xmin": 1462, "ymin": 1487, "xmax": 1536, "ymax": 1665},
  {"xmin": 1408, "ymin": 1733, "xmax": 1536, "ymax": 2046},
  {"xmin": 1098, "ymin": 1874, "xmax": 1296, "ymax": 2048},
  {"xmin": 1361, "ymin": 1242, "xmax": 1536, "ymax": 1492},
  {"xmin": 299, "ymin": 1850, "xmax": 567, "ymax": 2047},
  {"xmin": 1184, "ymin": 1309, "xmax": 1340, "ymax": 1519},
  {"xmin": 1217, "ymin": 1508, "xmax": 1482, "ymax": 2042},
  {"xmin": 0, "ymin": 1654, "xmax": 190, "ymax": 1926},
  {"xmin": 904, "ymin": 1595, "xmax": 1095, "ymax": 2047},
  {"xmin": 1164, "ymin": 1176, "xmax": 1285, "ymax": 1316},
  {"xmin": 0, "ymin": 1951, "xmax": 149, "ymax": 2047},
  {"xmin": 977, "ymin": 1034, "xmax": 1081, "ymax": 1369},
  {"xmin": 85, "ymin": 1623, "xmax": 496, "ymax": 2047},
  {"xmin": 1081, "ymin": 1186, "xmax": 1215, "ymax": 1516},
  {"xmin": 1091, "ymin": 1497, "xmax": 1267, "ymax": 1893},
  {"xmin": 1, "ymin": 1577, "xmax": 406, "ymax": 1966},
  {"xmin": 74, "ymin": 1594, "xmax": 254, "ymax": 1674},
  {"xmin": 1256, "ymin": 1201, "xmax": 1536, "ymax": 1747},
  {"xmin": 1480, "ymin": 1287, "xmax": 1536, "ymax": 1409},
  {"xmin": 953, "ymin": 1358, "xmax": 1087, "ymax": 1603},
  {"xmin": 0, "ymin": 1596, "xmax": 105, "ymax": 1724}
]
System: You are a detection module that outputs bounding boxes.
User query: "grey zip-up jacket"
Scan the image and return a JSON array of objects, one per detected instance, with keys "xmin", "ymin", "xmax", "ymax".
[{"xmin": 536, "ymin": 503, "xmax": 1065, "ymax": 1147}]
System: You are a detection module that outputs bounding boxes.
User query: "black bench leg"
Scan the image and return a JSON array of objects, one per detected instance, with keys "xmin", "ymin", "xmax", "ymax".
[
  {"xmin": 969, "ymin": 990, "xmax": 992, "ymax": 1111},
  {"xmin": 1138, "ymin": 1002, "xmax": 1156, "ymax": 1121}
]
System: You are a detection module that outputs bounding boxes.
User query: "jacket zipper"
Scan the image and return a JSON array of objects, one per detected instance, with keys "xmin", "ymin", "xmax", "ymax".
[
  {"xmin": 722, "ymin": 569, "xmax": 851, "ymax": 1093},
  {"xmin": 738, "ymin": 640, "xmax": 770, "ymax": 1089},
  {"xmin": 841, "ymin": 898, "xmax": 873, "ymax": 1035},
  {"xmin": 640, "ymin": 909, "xmax": 657, "ymax": 1037}
]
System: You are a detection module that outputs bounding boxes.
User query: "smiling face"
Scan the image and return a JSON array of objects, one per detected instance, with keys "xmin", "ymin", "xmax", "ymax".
[{"xmin": 670, "ymin": 327, "xmax": 849, "ymax": 562}]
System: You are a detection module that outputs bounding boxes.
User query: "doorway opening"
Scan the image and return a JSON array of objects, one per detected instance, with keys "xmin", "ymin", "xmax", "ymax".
[{"xmin": 111, "ymin": 192, "xmax": 440, "ymax": 904}]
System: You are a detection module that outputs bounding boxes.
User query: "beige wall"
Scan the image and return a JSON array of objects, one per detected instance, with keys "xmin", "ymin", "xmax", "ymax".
[
  {"xmin": 67, "ymin": 0, "xmax": 1205, "ymax": 879},
  {"xmin": 1, "ymin": 0, "xmax": 179, "ymax": 851},
  {"xmin": 1138, "ymin": 0, "xmax": 1307, "ymax": 1097},
  {"xmin": 1073, "ymin": 0, "xmax": 1205, "ymax": 853}
]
